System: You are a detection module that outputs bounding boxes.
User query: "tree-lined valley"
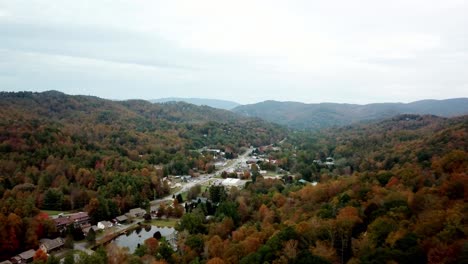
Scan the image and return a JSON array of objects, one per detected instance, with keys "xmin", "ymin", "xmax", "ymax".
[{"xmin": 0, "ymin": 91, "xmax": 466, "ymax": 264}]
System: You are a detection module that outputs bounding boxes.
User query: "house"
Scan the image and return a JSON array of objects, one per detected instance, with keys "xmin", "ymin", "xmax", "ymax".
[
  {"xmin": 18, "ymin": 249, "xmax": 36, "ymax": 263},
  {"xmin": 115, "ymin": 215, "xmax": 128, "ymax": 224},
  {"xmin": 53, "ymin": 217, "xmax": 72, "ymax": 231},
  {"xmin": 69, "ymin": 212, "xmax": 90, "ymax": 227},
  {"xmin": 82, "ymin": 225, "xmax": 99, "ymax": 236},
  {"xmin": 97, "ymin": 221, "xmax": 113, "ymax": 230},
  {"xmin": 127, "ymin": 208, "xmax": 146, "ymax": 218},
  {"xmin": 10, "ymin": 256, "xmax": 21, "ymax": 264},
  {"xmin": 221, "ymin": 178, "xmax": 245, "ymax": 189},
  {"xmin": 12, "ymin": 249, "xmax": 35, "ymax": 263},
  {"xmin": 39, "ymin": 238, "xmax": 64, "ymax": 253},
  {"xmin": 54, "ymin": 212, "xmax": 90, "ymax": 230}
]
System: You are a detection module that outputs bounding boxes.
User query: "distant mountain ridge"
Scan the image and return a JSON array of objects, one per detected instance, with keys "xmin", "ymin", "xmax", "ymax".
[
  {"xmin": 150, "ymin": 97, "xmax": 241, "ymax": 110},
  {"xmin": 232, "ymin": 98, "xmax": 468, "ymax": 130}
]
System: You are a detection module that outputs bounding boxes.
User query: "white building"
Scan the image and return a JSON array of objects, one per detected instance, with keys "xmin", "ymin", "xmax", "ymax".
[{"xmin": 97, "ymin": 221, "xmax": 113, "ymax": 230}]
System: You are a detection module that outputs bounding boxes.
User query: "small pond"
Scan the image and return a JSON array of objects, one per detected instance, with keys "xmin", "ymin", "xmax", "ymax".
[{"xmin": 112, "ymin": 225, "xmax": 176, "ymax": 253}]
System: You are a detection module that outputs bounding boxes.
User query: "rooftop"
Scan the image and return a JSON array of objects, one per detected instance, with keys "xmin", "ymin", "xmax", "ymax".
[
  {"xmin": 18, "ymin": 249, "xmax": 35, "ymax": 260},
  {"xmin": 69, "ymin": 212, "xmax": 89, "ymax": 221},
  {"xmin": 40, "ymin": 238, "xmax": 64, "ymax": 251},
  {"xmin": 116, "ymin": 215, "xmax": 128, "ymax": 222}
]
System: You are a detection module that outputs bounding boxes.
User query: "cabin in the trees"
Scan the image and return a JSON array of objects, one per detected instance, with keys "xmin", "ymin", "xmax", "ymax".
[
  {"xmin": 39, "ymin": 238, "xmax": 64, "ymax": 253},
  {"xmin": 11, "ymin": 249, "xmax": 35, "ymax": 263}
]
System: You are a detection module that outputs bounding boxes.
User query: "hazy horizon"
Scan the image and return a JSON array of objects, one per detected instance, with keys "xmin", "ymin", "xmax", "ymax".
[
  {"xmin": 3, "ymin": 90, "xmax": 468, "ymax": 106},
  {"xmin": 1, "ymin": 1, "xmax": 468, "ymax": 104}
]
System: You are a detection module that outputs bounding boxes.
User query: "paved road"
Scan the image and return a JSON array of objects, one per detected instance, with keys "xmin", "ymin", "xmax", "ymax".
[
  {"xmin": 56, "ymin": 148, "xmax": 255, "ymax": 261},
  {"xmin": 150, "ymin": 147, "xmax": 253, "ymax": 206}
]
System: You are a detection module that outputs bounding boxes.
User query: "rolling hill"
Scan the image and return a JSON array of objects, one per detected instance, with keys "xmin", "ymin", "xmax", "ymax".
[
  {"xmin": 0, "ymin": 90, "xmax": 286, "ymax": 258},
  {"xmin": 232, "ymin": 98, "xmax": 468, "ymax": 130},
  {"xmin": 150, "ymin": 97, "xmax": 241, "ymax": 110}
]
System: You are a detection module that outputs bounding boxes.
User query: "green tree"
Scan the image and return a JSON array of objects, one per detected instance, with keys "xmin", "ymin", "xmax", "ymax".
[
  {"xmin": 86, "ymin": 228, "xmax": 96, "ymax": 245},
  {"xmin": 63, "ymin": 252, "xmax": 75, "ymax": 264},
  {"xmin": 209, "ymin": 185, "xmax": 226, "ymax": 204},
  {"xmin": 176, "ymin": 209, "xmax": 205, "ymax": 234},
  {"xmin": 157, "ymin": 240, "xmax": 175, "ymax": 260},
  {"xmin": 134, "ymin": 244, "xmax": 147, "ymax": 257},
  {"xmin": 43, "ymin": 188, "xmax": 64, "ymax": 210},
  {"xmin": 368, "ymin": 217, "xmax": 397, "ymax": 247},
  {"xmin": 216, "ymin": 201, "xmax": 240, "ymax": 226},
  {"xmin": 46, "ymin": 255, "xmax": 60, "ymax": 264},
  {"xmin": 64, "ymin": 234, "xmax": 74, "ymax": 249}
]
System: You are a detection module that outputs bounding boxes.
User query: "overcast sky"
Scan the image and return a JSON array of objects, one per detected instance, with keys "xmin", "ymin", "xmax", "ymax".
[{"xmin": 1, "ymin": 0, "xmax": 467, "ymax": 104}]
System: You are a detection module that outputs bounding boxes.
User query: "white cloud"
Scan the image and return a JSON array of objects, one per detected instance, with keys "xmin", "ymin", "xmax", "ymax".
[{"xmin": 0, "ymin": 0, "xmax": 467, "ymax": 103}]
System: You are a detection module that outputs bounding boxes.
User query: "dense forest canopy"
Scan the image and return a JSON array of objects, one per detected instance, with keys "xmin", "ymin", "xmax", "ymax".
[
  {"xmin": 0, "ymin": 91, "xmax": 285, "ymax": 259},
  {"xmin": 0, "ymin": 91, "xmax": 466, "ymax": 264},
  {"xmin": 167, "ymin": 114, "xmax": 467, "ymax": 264}
]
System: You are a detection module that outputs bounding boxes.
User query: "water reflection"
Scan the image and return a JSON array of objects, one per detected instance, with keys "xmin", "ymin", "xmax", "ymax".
[{"xmin": 112, "ymin": 225, "xmax": 176, "ymax": 253}]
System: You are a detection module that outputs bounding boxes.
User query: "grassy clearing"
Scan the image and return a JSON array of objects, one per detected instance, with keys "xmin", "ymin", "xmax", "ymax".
[
  {"xmin": 42, "ymin": 210, "xmax": 70, "ymax": 216},
  {"xmin": 170, "ymin": 186, "xmax": 182, "ymax": 194},
  {"xmin": 264, "ymin": 171, "xmax": 282, "ymax": 177},
  {"xmin": 150, "ymin": 219, "xmax": 178, "ymax": 228},
  {"xmin": 181, "ymin": 191, "xmax": 188, "ymax": 201},
  {"xmin": 201, "ymin": 185, "xmax": 210, "ymax": 192}
]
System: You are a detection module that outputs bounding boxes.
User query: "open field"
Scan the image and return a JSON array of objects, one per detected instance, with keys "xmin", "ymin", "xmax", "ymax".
[
  {"xmin": 41, "ymin": 210, "xmax": 71, "ymax": 216},
  {"xmin": 150, "ymin": 219, "xmax": 178, "ymax": 228}
]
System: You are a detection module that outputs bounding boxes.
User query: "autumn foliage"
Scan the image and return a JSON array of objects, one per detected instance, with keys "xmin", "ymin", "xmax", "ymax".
[{"xmin": 0, "ymin": 92, "xmax": 466, "ymax": 263}]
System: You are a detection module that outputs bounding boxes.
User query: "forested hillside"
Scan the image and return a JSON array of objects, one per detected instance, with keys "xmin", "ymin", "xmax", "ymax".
[
  {"xmin": 167, "ymin": 114, "xmax": 467, "ymax": 264},
  {"xmin": 0, "ymin": 91, "xmax": 285, "ymax": 258},
  {"xmin": 150, "ymin": 98, "xmax": 241, "ymax": 110},
  {"xmin": 0, "ymin": 91, "xmax": 466, "ymax": 264},
  {"xmin": 233, "ymin": 98, "xmax": 468, "ymax": 130}
]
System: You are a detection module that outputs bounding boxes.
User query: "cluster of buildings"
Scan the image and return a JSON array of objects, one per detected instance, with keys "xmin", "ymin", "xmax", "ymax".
[
  {"xmin": 3, "ymin": 207, "xmax": 149, "ymax": 264},
  {"xmin": 5, "ymin": 238, "xmax": 65, "ymax": 264},
  {"xmin": 6, "ymin": 213, "xmax": 91, "ymax": 263},
  {"xmin": 54, "ymin": 208, "xmax": 146, "ymax": 236}
]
